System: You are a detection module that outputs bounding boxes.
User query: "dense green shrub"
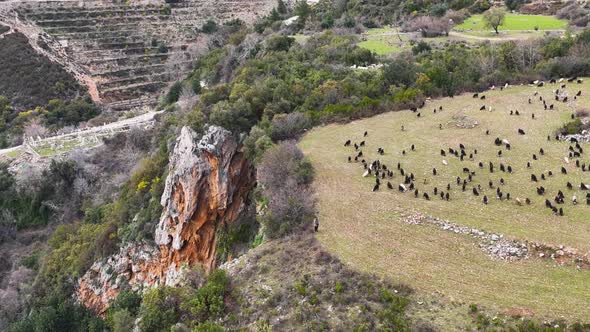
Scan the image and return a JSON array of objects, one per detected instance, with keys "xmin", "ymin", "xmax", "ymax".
[
  {"xmin": 20, "ymin": 250, "xmax": 42, "ymax": 271},
  {"xmin": 345, "ymin": 47, "xmax": 376, "ymax": 66},
  {"xmin": 265, "ymin": 35, "xmax": 295, "ymax": 52},
  {"xmin": 193, "ymin": 321, "xmax": 225, "ymax": 332},
  {"xmin": 505, "ymin": 0, "xmax": 525, "ymax": 11},
  {"xmin": 542, "ymin": 36, "xmax": 574, "ymax": 59},
  {"xmin": 106, "ymin": 290, "xmax": 142, "ymax": 331},
  {"xmin": 321, "ymin": 14, "xmax": 335, "ymax": 28},
  {"xmin": 383, "ymin": 55, "xmax": 419, "ymax": 88},
  {"xmin": 140, "ymin": 286, "xmax": 185, "ymax": 332},
  {"xmin": 469, "ymin": 0, "xmax": 491, "ymax": 13},
  {"xmin": 244, "ymin": 125, "xmax": 273, "ymax": 163},
  {"xmin": 139, "ymin": 270, "xmax": 229, "ymax": 331},
  {"xmin": 184, "ymin": 270, "xmax": 229, "ymax": 321},
  {"xmin": 166, "ymin": 81, "xmax": 184, "ymax": 104},
  {"xmin": 559, "ymin": 119, "xmax": 583, "ymax": 135},
  {"xmin": 44, "ymin": 98, "xmax": 100, "ymax": 128},
  {"xmin": 110, "ymin": 309, "xmax": 134, "ymax": 332},
  {"xmin": 108, "ymin": 290, "xmax": 142, "ymax": 317},
  {"xmin": 9, "ymin": 293, "xmax": 105, "ymax": 332},
  {"xmin": 378, "ymin": 289, "xmax": 410, "ymax": 331},
  {"xmin": 209, "ymin": 99, "xmax": 258, "ymax": 133},
  {"xmin": 412, "ymin": 41, "xmax": 432, "ymax": 55},
  {"xmin": 430, "ymin": 3, "xmax": 448, "ymax": 16},
  {"xmin": 202, "ymin": 20, "xmax": 218, "ymax": 33}
]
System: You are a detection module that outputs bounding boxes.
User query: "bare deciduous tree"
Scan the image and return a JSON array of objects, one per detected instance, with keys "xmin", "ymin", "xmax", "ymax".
[
  {"xmin": 257, "ymin": 142, "xmax": 315, "ymax": 238},
  {"xmin": 23, "ymin": 118, "xmax": 48, "ymax": 140},
  {"xmin": 404, "ymin": 16, "xmax": 451, "ymax": 37},
  {"xmin": 177, "ymin": 84, "xmax": 198, "ymax": 114}
]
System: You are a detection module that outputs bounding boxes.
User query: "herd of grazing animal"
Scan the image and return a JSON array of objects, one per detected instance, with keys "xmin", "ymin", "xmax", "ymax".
[{"xmin": 342, "ymin": 78, "xmax": 590, "ymax": 217}]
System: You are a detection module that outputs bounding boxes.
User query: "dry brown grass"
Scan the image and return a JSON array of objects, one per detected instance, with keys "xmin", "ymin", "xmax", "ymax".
[{"xmin": 300, "ymin": 82, "xmax": 590, "ymax": 322}]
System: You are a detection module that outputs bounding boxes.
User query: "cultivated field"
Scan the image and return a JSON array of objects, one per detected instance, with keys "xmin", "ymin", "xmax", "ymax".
[
  {"xmin": 300, "ymin": 81, "xmax": 590, "ymax": 320},
  {"xmin": 358, "ymin": 28, "xmax": 462, "ymax": 55},
  {"xmin": 455, "ymin": 13, "xmax": 567, "ymax": 32},
  {"xmin": 358, "ymin": 14, "xmax": 567, "ymax": 55}
]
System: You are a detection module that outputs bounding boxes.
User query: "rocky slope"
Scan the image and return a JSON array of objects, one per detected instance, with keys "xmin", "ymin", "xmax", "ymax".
[{"xmin": 77, "ymin": 125, "xmax": 254, "ymax": 314}]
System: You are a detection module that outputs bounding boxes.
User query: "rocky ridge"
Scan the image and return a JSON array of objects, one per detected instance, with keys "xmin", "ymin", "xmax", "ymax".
[{"xmin": 77, "ymin": 125, "xmax": 254, "ymax": 314}]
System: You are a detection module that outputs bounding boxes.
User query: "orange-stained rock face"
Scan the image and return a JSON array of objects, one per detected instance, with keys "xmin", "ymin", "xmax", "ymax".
[{"xmin": 76, "ymin": 126, "xmax": 254, "ymax": 315}]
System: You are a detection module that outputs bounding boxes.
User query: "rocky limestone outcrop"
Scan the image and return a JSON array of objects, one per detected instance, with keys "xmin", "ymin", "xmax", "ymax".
[{"xmin": 77, "ymin": 125, "xmax": 254, "ymax": 315}]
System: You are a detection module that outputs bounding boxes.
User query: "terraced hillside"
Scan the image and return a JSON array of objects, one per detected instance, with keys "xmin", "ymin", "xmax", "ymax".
[{"xmin": 0, "ymin": 0, "xmax": 275, "ymax": 111}]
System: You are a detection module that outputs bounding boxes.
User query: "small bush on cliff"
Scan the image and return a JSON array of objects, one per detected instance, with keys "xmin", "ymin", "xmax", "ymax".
[
  {"xmin": 244, "ymin": 125, "xmax": 274, "ymax": 164},
  {"xmin": 140, "ymin": 286, "xmax": 186, "ymax": 332},
  {"xmin": 192, "ymin": 321, "xmax": 225, "ymax": 332},
  {"xmin": 106, "ymin": 289, "xmax": 142, "ymax": 329},
  {"xmin": 165, "ymin": 82, "xmax": 183, "ymax": 105},
  {"xmin": 257, "ymin": 142, "xmax": 315, "ymax": 238},
  {"xmin": 110, "ymin": 309, "xmax": 134, "ymax": 332},
  {"xmin": 34, "ymin": 221, "xmax": 118, "ymax": 302},
  {"xmin": 139, "ymin": 270, "xmax": 230, "ymax": 331},
  {"xmin": 183, "ymin": 269, "xmax": 229, "ymax": 321}
]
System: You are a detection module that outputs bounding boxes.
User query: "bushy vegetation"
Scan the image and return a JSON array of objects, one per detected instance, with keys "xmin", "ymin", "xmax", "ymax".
[
  {"xmin": 559, "ymin": 119, "xmax": 586, "ymax": 135},
  {"xmin": 0, "ymin": 96, "xmax": 99, "ymax": 148},
  {"xmin": 257, "ymin": 142, "xmax": 315, "ymax": 238},
  {"xmin": 0, "ymin": 160, "xmax": 82, "ymax": 231},
  {"xmin": 138, "ymin": 269, "xmax": 229, "ymax": 332},
  {"xmin": 174, "ymin": 31, "xmax": 387, "ymax": 135},
  {"xmin": 4, "ymin": 120, "xmax": 173, "ymax": 331},
  {"xmin": 8, "ymin": 292, "xmax": 105, "ymax": 332},
  {"xmin": 8, "ymin": 0, "xmax": 590, "ymax": 330},
  {"xmin": 106, "ymin": 289, "xmax": 142, "ymax": 329},
  {"xmin": 0, "ymin": 33, "xmax": 86, "ymax": 110},
  {"xmin": 222, "ymin": 231, "xmax": 415, "ymax": 330}
]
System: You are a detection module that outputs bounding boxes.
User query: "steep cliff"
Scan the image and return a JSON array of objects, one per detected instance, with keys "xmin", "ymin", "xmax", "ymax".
[
  {"xmin": 77, "ymin": 125, "xmax": 254, "ymax": 314},
  {"xmin": 155, "ymin": 125, "xmax": 255, "ymax": 273}
]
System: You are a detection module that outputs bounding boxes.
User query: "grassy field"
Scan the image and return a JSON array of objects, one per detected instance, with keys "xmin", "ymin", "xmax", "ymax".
[
  {"xmin": 455, "ymin": 14, "xmax": 567, "ymax": 31},
  {"xmin": 300, "ymin": 81, "xmax": 590, "ymax": 321},
  {"xmin": 456, "ymin": 30, "xmax": 554, "ymax": 38},
  {"xmin": 4, "ymin": 148, "xmax": 22, "ymax": 158},
  {"xmin": 357, "ymin": 39, "xmax": 404, "ymax": 55},
  {"xmin": 358, "ymin": 28, "xmax": 409, "ymax": 55},
  {"xmin": 358, "ymin": 28, "xmax": 457, "ymax": 55},
  {"xmin": 33, "ymin": 137, "xmax": 100, "ymax": 157},
  {"xmin": 357, "ymin": 14, "xmax": 567, "ymax": 55}
]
